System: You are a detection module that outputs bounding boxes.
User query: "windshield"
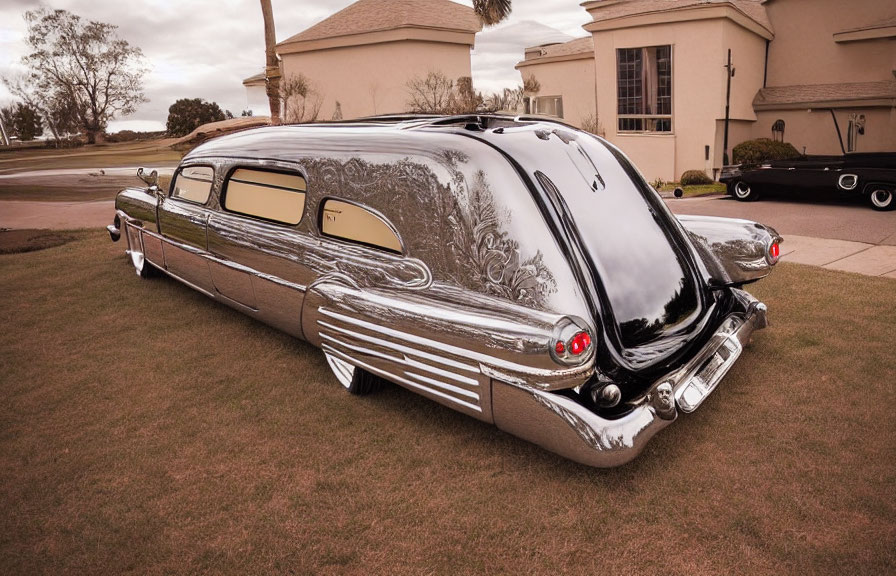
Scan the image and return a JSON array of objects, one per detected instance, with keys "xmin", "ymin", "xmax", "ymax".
[{"xmin": 535, "ymin": 133, "xmax": 702, "ymax": 349}]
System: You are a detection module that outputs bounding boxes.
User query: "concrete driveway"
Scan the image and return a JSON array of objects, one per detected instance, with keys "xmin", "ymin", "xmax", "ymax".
[{"xmin": 666, "ymin": 194, "xmax": 896, "ymax": 278}]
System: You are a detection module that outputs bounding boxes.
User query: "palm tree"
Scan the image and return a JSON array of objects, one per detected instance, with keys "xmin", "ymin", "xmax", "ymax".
[
  {"xmin": 260, "ymin": 0, "xmax": 281, "ymax": 125},
  {"xmin": 473, "ymin": 0, "xmax": 512, "ymax": 25}
]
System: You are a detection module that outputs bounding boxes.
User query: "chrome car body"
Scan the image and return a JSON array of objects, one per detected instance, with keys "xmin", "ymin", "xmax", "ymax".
[{"xmin": 109, "ymin": 115, "xmax": 781, "ymax": 467}]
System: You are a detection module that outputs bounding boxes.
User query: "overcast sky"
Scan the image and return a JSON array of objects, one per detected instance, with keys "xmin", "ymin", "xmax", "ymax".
[{"xmin": 0, "ymin": 0, "xmax": 591, "ymax": 132}]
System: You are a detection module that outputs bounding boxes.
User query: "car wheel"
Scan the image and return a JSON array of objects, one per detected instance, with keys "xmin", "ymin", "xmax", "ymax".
[
  {"xmin": 729, "ymin": 180, "xmax": 759, "ymax": 202},
  {"xmin": 129, "ymin": 248, "xmax": 159, "ymax": 278},
  {"xmin": 324, "ymin": 353, "xmax": 383, "ymax": 395},
  {"xmin": 869, "ymin": 187, "xmax": 895, "ymax": 211}
]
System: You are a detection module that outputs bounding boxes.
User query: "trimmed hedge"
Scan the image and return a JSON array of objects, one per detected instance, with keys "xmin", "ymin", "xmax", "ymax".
[
  {"xmin": 679, "ymin": 170, "xmax": 713, "ymax": 186},
  {"xmin": 732, "ymin": 138, "xmax": 801, "ymax": 166}
]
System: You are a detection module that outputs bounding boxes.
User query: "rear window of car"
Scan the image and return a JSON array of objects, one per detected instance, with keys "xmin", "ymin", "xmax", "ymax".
[
  {"xmin": 171, "ymin": 166, "xmax": 214, "ymax": 204},
  {"xmin": 223, "ymin": 168, "xmax": 306, "ymax": 225},
  {"xmin": 320, "ymin": 199, "xmax": 402, "ymax": 253}
]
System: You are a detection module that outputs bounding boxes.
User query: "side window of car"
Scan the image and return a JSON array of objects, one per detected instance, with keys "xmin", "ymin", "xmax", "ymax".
[
  {"xmin": 171, "ymin": 165, "xmax": 214, "ymax": 204},
  {"xmin": 320, "ymin": 199, "xmax": 402, "ymax": 253},
  {"xmin": 223, "ymin": 168, "xmax": 306, "ymax": 225}
]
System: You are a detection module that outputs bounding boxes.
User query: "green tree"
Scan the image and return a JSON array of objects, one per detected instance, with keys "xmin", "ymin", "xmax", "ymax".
[
  {"xmin": 166, "ymin": 98, "xmax": 226, "ymax": 137},
  {"xmin": 473, "ymin": 0, "xmax": 512, "ymax": 25},
  {"xmin": 0, "ymin": 102, "xmax": 43, "ymax": 141},
  {"xmin": 3, "ymin": 74, "xmax": 82, "ymax": 144},
  {"xmin": 18, "ymin": 8, "xmax": 147, "ymax": 144}
]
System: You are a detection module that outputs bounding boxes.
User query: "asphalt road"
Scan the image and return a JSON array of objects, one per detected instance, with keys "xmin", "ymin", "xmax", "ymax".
[{"xmin": 664, "ymin": 194, "xmax": 896, "ymax": 246}]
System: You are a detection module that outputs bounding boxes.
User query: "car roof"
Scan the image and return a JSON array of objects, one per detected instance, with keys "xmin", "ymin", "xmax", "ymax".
[{"xmin": 181, "ymin": 114, "xmax": 578, "ymax": 163}]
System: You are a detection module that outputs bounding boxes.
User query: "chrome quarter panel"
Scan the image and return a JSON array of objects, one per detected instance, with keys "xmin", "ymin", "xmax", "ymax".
[{"xmin": 677, "ymin": 215, "xmax": 783, "ymax": 287}]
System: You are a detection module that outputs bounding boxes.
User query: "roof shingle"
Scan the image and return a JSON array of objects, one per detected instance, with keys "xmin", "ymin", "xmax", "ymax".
[
  {"xmin": 753, "ymin": 81, "xmax": 896, "ymax": 108},
  {"xmin": 525, "ymin": 36, "xmax": 594, "ymax": 60},
  {"xmin": 584, "ymin": 0, "xmax": 772, "ymax": 34},
  {"xmin": 278, "ymin": 0, "xmax": 481, "ymax": 47}
]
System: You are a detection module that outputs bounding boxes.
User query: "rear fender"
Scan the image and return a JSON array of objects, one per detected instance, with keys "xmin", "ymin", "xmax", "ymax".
[{"xmin": 677, "ymin": 215, "xmax": 782, "ymax": 287}]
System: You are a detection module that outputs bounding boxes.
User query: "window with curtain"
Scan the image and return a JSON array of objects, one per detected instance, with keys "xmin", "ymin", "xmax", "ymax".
[{"xmin": 617, "ymin": 45, "xmax": 672, "ymax": 133}]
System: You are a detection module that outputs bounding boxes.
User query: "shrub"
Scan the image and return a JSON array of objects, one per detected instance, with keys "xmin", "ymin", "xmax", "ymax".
[
  {"xmin": 679, "ymin": 170, "xmax": 713, "ymax": 186},
  {"xmin": 732, "ymin": 138, "xmax": 801, "ymax": 166}
]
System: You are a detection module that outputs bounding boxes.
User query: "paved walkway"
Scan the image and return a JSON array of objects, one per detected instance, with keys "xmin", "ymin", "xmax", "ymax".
[
  {"xmin": 0, "ymin": 200, "xmax": 115, "ymax": 231},
  {"xmin": 780, "ymin": 235, "xmax": 896, "ymax": 279},
  {"xmin": 2, "ymin": 197, "xmax": 894, "ymax": 280}
]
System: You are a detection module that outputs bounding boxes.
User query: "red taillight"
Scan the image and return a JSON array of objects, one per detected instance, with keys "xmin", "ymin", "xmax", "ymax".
[
  {"xmin": 555, "ymin": 341, "xmax": 565, "ymax": 354},
  {"xmin": 569, "ymin": 331, "xmax": 591, "ymax": 355},
  {"xmin": 769, "ymin": 242, "xmax": 780, "ymax": 260}
]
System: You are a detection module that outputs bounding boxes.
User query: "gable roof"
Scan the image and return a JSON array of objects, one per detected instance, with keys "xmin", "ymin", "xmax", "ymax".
[
  {"xmin": 242, "ymin": 72, "xmax": 266, "ymax": 87},
  {"xmin": 582, "ymin": 0, "xmax": 773, "ymax": 37},
  {"xmin": 277, "ymin": 0, "xmax": 481, "ymax": 48},
  {"xmin": 517, "ymin": 36, "xmax": 594, "ymax": 68}
]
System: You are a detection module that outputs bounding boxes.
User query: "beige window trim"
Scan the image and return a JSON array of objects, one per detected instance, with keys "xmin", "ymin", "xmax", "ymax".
[
  {"xmin": 171, "ymin": 165, "xmax": 214, "ymax": 204},
  {"xmin": 320, "ymin": 199, "xmax": 402, "ymax": 253},
  {"xmin": 223, "ymin": 168, "xmax": 307, "ymax": 225}
]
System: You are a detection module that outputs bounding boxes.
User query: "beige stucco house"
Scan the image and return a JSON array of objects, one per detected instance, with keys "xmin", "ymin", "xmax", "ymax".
[
  {"xmin": 271, "ymin": 0, "xmax": 481, "ymax": 121},
  {"xmin": 519, "ymin": 0, "xmax": 896, "ymax": 182},
  {"xmin": 515, "ymin": 36, "xmax": 597, "ymax": 130}
]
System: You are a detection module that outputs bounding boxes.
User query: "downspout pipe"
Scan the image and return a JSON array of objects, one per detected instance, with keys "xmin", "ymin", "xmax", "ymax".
[{"xmin": 829, "ymin": 109, "xmax": 846, "ymax": 155}]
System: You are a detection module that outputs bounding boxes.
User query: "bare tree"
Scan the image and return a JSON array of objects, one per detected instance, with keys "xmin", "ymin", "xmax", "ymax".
[
  {"xmin": 406, "ymin": 71, "xmax": 455, "ymax": 114},
  {"xmin": 18, "ymin": 8, "xmax": 147, "ymax": 144},
  {"xmin": 260, "ymin": 0, "xmax": 281, "ymax": 125},
  {"xmin": 484, "ymin": 86, "xmax": 524, "ymax": 113},
  {"xmin": 581, "ymin": 113, "xmax": 604, "ymax": 136},
  {"xmin": 280, "ymin": 74, "xmax": 322, "ymax": 123},
  {"xmin": 452, "ymin": 76, "xmax": 484, "ymax": 114}
]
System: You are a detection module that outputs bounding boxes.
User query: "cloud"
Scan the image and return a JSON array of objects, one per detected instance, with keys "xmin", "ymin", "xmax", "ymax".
[
  {"xmin": 472, "ymin": 20, "xmax": 578, "ymax": 94},
  {"xmin": 1, "ymin": 0, "xmax": 593, "ymax": 127}
]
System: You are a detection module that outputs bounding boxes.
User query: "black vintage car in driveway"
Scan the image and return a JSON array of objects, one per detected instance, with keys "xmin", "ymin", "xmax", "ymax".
[{"xmin": 720, "ymin": 152, "xmax": 896, "ymax": 210}]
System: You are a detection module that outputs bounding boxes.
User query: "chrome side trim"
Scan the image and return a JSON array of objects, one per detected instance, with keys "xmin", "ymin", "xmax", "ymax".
[
  {"xmin": 317, "ymin": 319, "xmax": 484, "ymax": 412},
  {"xmin": 317, "ymin": 319, "xmax": 480, "ymax": 374},
  {"xmin": 321, "ymin": 343, "xmax": 483, "ymax": 413},
  {"xmin": 319, "ymin": 308, "xmax": 593, "ymax": 385}
]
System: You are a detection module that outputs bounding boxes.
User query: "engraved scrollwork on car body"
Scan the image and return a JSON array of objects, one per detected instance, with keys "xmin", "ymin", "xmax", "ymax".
[
  {"xmin": 303, "ymin": 156, "xmax": 557, "ymax": 310},
  {"xmin": 447, "ymin": 170, "xmax": 556, "ymax": 309}
]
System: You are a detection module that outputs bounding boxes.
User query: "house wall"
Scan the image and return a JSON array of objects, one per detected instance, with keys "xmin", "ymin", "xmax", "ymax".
[
  {"xmin": 753, "ymin": 108, "xmax": 896, "ymax": 156},
  {"xmin": 750, "ymin": 0, "xmax": 896, "ymax": 154},
  {"xmin": 244, "ymin": 84, "xmax": 270, "ymax": 117},
  {"xmin": 764, "ymin": 0, "xmax": 896, "ymax": 86},
  {"xmin": 280, "ymin": 40, "xmax": 473, "ymax": 121},
  {"xmin": 592, "ymin": 18, "xmax": 766, "ymax": 182},
  {"xmin": 517, "ymin": 57, "xmax": 596, "ymax": 129}
]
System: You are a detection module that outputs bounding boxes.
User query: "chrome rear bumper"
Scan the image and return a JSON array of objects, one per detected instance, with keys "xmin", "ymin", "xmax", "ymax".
[{"xmin": 492, "ymin": 289, "xmax": 767, "ymax": 467}]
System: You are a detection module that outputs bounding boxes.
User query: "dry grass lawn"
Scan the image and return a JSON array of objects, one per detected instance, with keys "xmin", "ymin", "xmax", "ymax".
[{"xmin": 1, "ymin": 232, "xmax": 894, "ymax": 575}]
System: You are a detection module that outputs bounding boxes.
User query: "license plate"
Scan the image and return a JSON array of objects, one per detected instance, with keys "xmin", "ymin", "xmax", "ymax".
[{"xmin": 675, "ymin": 334, "xmax": 742, "ymax": 413}]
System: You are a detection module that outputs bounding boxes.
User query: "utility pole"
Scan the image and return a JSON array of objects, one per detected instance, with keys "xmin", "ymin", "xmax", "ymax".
[
  {"xmin": 723, "ymin": 49, "xmax": 734, "ymax": 166},
  {"xmin": 260, "ymin": 0, "xmax": 281, "ymax": 125},
  {"xmin": 0, "ymin": 116, "xmax": 9, "ymax": 146}
]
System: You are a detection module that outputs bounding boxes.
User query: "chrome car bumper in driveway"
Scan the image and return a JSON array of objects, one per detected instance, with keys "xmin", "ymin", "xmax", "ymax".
[{"xmin": 492, "ymin": 289, "xmax": 767, "ymax": 468}]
